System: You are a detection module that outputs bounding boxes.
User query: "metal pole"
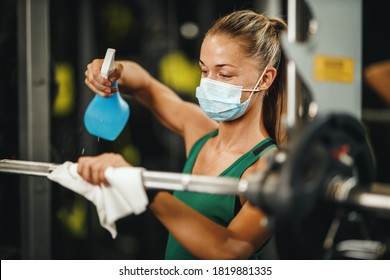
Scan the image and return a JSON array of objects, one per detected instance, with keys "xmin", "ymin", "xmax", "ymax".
[
  {"xmin": 2, "ymin": 159, "xmax": 390, "ymax": 219},
  {"xmin": 0, "ymin": 159, "xmax": 243, "ymax": 195},
  {"xmin": 286, "ymin": 0, "xmax": 305, "ymax": 131},
  {"xmin": 254, "ymin": 0, "xmax": 283, "ymax": 17},
  {"xmin": 78, "ymin": 0, "xmax": 98, "ymax": 156},
  {"xmin": 329, "ymin": 178, "xmax": 390, "ymax": 218},
  {"xmin": 17, "ymin": 0, "xmax": 51, "ymax": 259}
]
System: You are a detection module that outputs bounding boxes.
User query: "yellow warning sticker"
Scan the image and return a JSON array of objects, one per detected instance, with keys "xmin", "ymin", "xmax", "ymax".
[{"xmin": 314, "ymin": 55, "xmax": 354, "ymax": 83}]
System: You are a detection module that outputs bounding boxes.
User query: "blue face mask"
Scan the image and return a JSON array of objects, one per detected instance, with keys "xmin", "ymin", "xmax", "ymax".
[{"xmin": 195, "ymin": 67, "xmax": 267, "ymax": 122}]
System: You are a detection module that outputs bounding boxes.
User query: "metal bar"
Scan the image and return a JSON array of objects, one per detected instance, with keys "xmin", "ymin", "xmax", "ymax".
[
  {"xmin": 17, "ymin": 0, "xmax": 51, "ymax": 259},
  {"xmin": 362, "ymin": 109, "xmax": 390, "ymax": 124},
  {"xmin": 286, "ymin": 0, "xmax": 306, "ymax": 131},
  {"xmin": 3, "ymin": 159, "xmax": 390, "ymax": 219},
  {"xmin": 0, "ymin": 159, "xmax": 243, "ymax": 195},
  {"xmin": 287, "ymin": 60, "xmax": 298, "ymax": 128},
  {"xmin": 254, "ymin": 0, "xmax": 283, "ymax": 17},
  {"xmin": 351, "ymin": 191, "xmax": 390, "ymax": 212},
  {"xmin": 329, "ymin": 177, "xmax": 390, "ymax": 218},
  {"xmin": 78, "ymin": 0, "xmax": 98, "ymax": 157},
  {"xmin": 0, "ymin": 160, "xmax": 58, "ymax": 177},
  {"xmin": 286, "ymin": 0, "xmax": 297, "ymax": 129}
]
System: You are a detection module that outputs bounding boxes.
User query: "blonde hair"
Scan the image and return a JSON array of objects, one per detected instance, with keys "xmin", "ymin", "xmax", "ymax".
[{"xmin": 207, "ymin": 10, "xmax": 287, "ymax": 146}]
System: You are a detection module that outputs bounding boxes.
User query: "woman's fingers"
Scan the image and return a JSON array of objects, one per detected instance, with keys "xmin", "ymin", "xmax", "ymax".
[
  {"xmin": 85, "ymin": 59, "xmax": 114, "ymax": 97},
  {"xmin": 84, "ymin": 78, "xmax": 111, "ymax": 97},
  {"xmin": 77, "ymin": 157, "xmax": 93, "ymax": 184},
  {"xmin": 77, "ymin": 153, "xmax": 131, "ymax": 186}
]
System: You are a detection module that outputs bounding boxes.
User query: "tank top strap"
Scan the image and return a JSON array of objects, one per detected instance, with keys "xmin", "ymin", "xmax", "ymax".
[{"xmin": 220, "ymin": 138, "xmax": 276, "ymax": 178}]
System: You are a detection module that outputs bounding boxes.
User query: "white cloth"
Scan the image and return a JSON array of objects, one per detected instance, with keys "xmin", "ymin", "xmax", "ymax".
[{"xmin": 47, "ymin": 161, "xmax": 148, "ymax": 238}]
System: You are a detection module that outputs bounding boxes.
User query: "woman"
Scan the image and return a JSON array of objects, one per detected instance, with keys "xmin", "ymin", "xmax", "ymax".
[
  {"xmin": 81, "ymin": 9, "xmax": 287, "ymax": 259},
  {"xmin": 365, "ymin": 60, "xmax": 390, "ymax": 105}
]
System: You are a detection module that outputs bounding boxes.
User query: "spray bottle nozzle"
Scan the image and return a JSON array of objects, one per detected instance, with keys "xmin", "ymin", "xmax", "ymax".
[{"xmin": 101, "ymin": 48, "xmax": 116, "ymax": 79}]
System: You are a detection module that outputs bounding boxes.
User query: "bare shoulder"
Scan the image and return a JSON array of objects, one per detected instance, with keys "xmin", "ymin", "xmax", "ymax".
[
  {"xmin": 365, "ymin": 60, "xmax": 390, "ymax": 82},
  {"xmin": 242, "ymin": 146, "xmax": 278, "ymax": 178},
  {"xmin": 366, "ymin": 60, "xmax": 390, "ymax": 73},
  {"xmin": 181, "ymin": 101, "xmax": 218, "ymax": 155}
]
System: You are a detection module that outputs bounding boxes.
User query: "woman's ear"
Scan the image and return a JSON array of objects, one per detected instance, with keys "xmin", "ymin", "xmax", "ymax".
[{"xmin": 260, "ymin": 67, "xmax": 277, "ymax": 91}]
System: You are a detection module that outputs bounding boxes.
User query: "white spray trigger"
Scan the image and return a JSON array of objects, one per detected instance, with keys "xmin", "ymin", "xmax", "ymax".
[{"xmin": 101, "ymin": 48, "xmax": 116, "ymax": 79}]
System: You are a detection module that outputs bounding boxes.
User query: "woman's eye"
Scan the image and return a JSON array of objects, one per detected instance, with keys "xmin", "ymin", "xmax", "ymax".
[{"xmin": 220, "ymin": 73, "xmax": 232, "ymax": 79}]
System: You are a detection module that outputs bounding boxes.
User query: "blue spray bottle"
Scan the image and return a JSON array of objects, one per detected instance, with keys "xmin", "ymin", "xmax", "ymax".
[{"xmin": 84, "ymin": 48, "xmax": 130, "ymax": 141}]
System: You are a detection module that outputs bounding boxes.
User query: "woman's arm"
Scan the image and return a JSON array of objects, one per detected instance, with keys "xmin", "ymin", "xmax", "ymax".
[
  {"xmin": 76, "ymin": 153, "xmax": 270, "ymax": 259},
  {"xmin": 365, "ymin": 60, "xmax": 390, "ymax": 105},
  {"xmin": 150, "ymin": 192, "xmax": 271, "ymax": 260},
  {"xmin": 121, "ymin": 62, "xmax": 216, "ymax": 145},
  {"xmin": 84, "ymin": 60, "xmax": 217, "ymax": 153},
  {"xmin": 150, "ymin": 156, "xmax": 274, "ymax": 260}
]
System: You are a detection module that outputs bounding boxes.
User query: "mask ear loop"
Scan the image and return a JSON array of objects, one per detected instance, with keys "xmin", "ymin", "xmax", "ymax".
[
  {"xmin": 242, "ymin": 65, "xmax": 269, "ymax": 101},
  {"xmin": 245, "ymin": 48, "xmax": 278, "ymax": 94}
]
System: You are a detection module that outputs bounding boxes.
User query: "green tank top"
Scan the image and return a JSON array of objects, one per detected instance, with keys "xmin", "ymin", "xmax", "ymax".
[{"xmin": 164, "ymin": 130, "xmax": 276, "ymax": 260}]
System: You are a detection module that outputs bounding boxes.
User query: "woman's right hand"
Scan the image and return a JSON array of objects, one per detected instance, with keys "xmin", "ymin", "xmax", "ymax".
[
  {"xmin": 77, "ymin": 153, "xmax": 131, "ymax": 186},
  {"xmin": 84, "ymin": 60, "xmax": 151, "ymax": 97},
  {"xmin": 84, "ymin": 59, "xmax": 124, "ymax": 97}
]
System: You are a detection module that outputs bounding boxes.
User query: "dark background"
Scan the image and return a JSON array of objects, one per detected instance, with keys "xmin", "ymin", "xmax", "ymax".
[{"xmin": 0, "ymin": 0, "xmax": 389, "ymax": 259}]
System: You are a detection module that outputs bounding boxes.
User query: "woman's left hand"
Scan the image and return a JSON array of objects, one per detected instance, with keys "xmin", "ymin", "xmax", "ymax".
[{"xmin": 77, "ymin": 153, "xmax": 131, "ymax": 186}]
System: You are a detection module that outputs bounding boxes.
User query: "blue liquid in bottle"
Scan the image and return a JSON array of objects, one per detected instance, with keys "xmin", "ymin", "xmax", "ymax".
[{"xmin": 84, "ymin": 81, "xmax": 130, "ymax": 141}]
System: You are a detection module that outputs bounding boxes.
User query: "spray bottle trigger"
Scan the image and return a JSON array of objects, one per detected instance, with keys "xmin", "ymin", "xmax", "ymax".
[{"xmin": 101, "ymin": 48, "xmax": 116, "ymax": 79}]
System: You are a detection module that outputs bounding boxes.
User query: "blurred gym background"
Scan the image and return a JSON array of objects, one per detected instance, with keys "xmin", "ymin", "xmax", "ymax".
[{"xmin": 0, "ymin": 0, "xmax": 389, "ymax": 259}]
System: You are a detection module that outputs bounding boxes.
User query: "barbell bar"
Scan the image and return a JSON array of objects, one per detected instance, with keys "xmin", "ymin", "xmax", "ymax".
[{"xmin": 0, "ymin": 159, "xmax": 247, "ymax": 196}]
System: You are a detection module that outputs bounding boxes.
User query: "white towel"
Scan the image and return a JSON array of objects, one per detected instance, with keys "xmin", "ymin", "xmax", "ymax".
[{"xmin": 47, "ymin": 161, "xmax": 148, "ymax": 238}]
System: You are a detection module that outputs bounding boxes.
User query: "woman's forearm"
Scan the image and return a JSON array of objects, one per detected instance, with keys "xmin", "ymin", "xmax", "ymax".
[
  {"xmin": 117, "ymin": 61, "xmax": 189, "ymax": 135},
  {"xmin": 116, "ymin": 60, "xmax": 217, "ymax": 145},
  {"xmin": 149, "ymin": 192, "xmax": 257, "ymax": 260}
]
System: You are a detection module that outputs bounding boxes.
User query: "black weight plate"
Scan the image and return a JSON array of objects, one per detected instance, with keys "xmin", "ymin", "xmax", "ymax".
[{"xmin": 274, "ymin": 113, "xmax": 375, "ymax": 259}]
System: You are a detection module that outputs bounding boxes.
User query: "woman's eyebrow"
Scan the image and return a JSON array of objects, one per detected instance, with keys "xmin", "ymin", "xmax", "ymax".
[{"xmin": 199, "ymin": 60, "xmax": 238, "ymax": 68}]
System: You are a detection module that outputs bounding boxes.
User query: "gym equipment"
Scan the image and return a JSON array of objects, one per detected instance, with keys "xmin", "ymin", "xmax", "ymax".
[
  {"xmin": 1, "ymin": 113, "xmax": 390, "ymax": 259},
  {"xmin": 246, "ymin": 113, "xmax": 390, "ymax": 259},
  {"xmin": 0, "ymin": 160, "xmax": 242, "ymax": 195},
  {"xmin": 283, "ymin": 0, "xmax": 362, "ymax": 125}
]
